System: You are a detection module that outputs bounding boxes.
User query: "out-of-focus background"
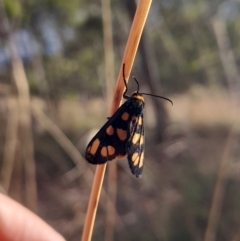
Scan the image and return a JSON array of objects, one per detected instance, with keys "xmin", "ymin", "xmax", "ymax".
[{"xmin": 0, "ymin": 0, "xmax": 240, "ymax": 240}]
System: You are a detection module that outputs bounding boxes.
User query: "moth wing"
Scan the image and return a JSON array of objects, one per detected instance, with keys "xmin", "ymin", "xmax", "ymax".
[
  {"xmin": 126, "ymin": 113, "xmax": 145, "ymax": 177},
  {"xmin": 85, "ymin": 102, "xmax": 131, "ymax": 164}
]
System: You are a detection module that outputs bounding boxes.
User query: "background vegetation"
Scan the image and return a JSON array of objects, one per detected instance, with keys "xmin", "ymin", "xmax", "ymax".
[{"xmin": 0, "ymin": 0, "xmax": 240, "ymax": 241}]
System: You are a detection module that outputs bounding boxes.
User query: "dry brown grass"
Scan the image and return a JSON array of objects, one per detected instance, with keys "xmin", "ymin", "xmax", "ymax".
[
  {"xmin": 167, "ymin": 85, "xmax": 239, "ymax": 129},
  {"xmin": 46, "ymin": 85, "xmax": 239, "ymax": 133}
]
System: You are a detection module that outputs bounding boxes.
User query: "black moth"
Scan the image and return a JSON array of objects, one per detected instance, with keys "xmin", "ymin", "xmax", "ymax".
[{"xmin": 85, "ymin": 64, "xmax": 172, "ymax": 177}]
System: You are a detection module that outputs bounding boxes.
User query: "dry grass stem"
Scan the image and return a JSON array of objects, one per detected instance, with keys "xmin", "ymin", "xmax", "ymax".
[
  {"xmin": 1, "ymin": 96, "xmax": 19, "ymax": 192},
  {"xmin": 9, "ymin": 38, "xmax": 37, "ymax": 212},
  {"xmin": 81, "ymin": 0, "xmax": 152, "ymax": 240},
  {"xmin": 31, "ymin": 104, "xmax": 86, "ymax": 175},
  {"xmin": 203, "ymin": 126, "xmax": 236, "ymax": 241},
  {"xmin": 104, "ymin": 163, "xmax": 117, "ymax": 241}
]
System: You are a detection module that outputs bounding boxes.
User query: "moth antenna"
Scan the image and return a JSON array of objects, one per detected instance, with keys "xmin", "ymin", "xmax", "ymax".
[
  {"xmin": 122, "ymin": 64, "xmax": 129, "ymax": 99},
  {"xmin": 133, "ymin": 76, "xmax": 140, "ymax": 93},
  {"xmin": 141, "ymin": 92, "xmax": 173, "ymax": 105}
]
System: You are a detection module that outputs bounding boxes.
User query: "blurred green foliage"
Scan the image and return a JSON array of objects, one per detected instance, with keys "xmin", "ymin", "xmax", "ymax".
[
  {"xmin": 2, "ymin": 0, "xmax": 240, "ymax": 97},
  {"xmin": 3, "ymin": 0, "xmax": 22, "ymax": 18}
]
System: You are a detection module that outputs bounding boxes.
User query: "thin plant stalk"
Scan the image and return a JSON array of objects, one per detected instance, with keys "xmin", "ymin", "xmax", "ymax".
[
  {"xmin": 203, "ymin": 126, "xmax": 236, "ymax": 241},
  {"xmin": 1, "ymin": 96, "xmax": 19, "ymax": 193},
  {"xmin": 100, "ymin": 0, "xmax": 117, "ymax": 240},
  {"xmin": 9, "ymin": 33, "xmax": 37, "ymax": 212},
  {"xmin": 31, "ymin": 104, "xmax": 85, "ymax": 174},
  {"xmin": 81, "ymin": 1, "xmax": 152, "ymax": 240}
]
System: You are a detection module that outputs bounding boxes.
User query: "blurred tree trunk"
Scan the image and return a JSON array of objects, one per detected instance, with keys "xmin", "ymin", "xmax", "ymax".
[
  {"xmin": 211, "ymin": 15, "xmax": 240, "ymax": 104},
  {"xmin": 124, "ymin": 0, "xmax": 169, "ymax": 142},
  {"xmin": 101, "ymin": 1, "xmax": 117, "ymax": 241}
]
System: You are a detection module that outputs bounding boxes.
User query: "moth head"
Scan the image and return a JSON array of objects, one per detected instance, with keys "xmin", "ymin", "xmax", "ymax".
[{"xmin": 131, "ymin": 92, "xmax": 144, "ymax": 102}]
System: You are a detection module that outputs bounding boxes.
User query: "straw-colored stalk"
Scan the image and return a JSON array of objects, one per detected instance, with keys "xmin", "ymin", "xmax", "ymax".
[{"xmin": 81, "ymin": 1, "xmax": 152, "ymax": 240}]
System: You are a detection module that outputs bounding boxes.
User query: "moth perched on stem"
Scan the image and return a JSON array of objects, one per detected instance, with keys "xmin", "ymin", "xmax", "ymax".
[{"xmin": 85, "ymin": 65, "xmax": 172, "ymax": 177}]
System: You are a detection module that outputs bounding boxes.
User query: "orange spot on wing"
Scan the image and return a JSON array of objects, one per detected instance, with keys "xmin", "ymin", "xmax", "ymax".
[
  {"xmin": 101, "ymin": 146, "xmax": 107, "ymax": 157},
  {"xmin": 132, "ymin": 152, "xmax": 139, "ymax": 166},
  {"xmin": 107, "ymin": 145, "xmax": 115, "ymax": 156},
  {"xmin": 139, "ymin": 153, "xmax": 144, "ymax": 168},
  {"xmin": 132, "ymin": 133, "xmax": 140, "ymax": 144},
  {"xmin": 138, "ymin": 116, "xmax": 143, "ymax": 125},
  {"xmin": 106, "ymin": 125, "xmax": 114, "ymax": 135},
  {"xmin": 117, "ymin": 128, "xmax": 127, "ymax": 141},
  {"xmin": 121, "ymin": 112, "xmax": 129, "ymax": 121},
  {"xmin": 89, "ymin": 139, "xmax": 100, "ymax": 155}
]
